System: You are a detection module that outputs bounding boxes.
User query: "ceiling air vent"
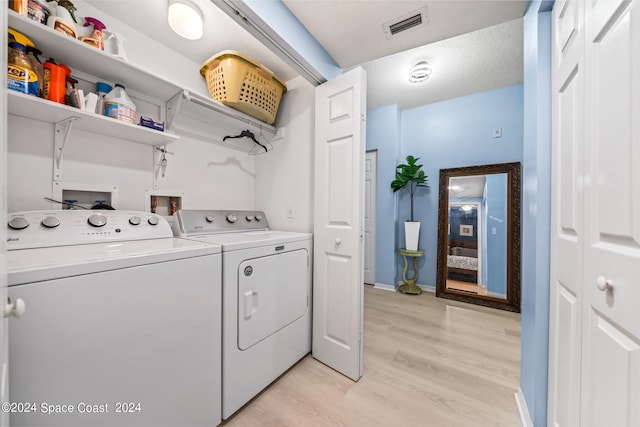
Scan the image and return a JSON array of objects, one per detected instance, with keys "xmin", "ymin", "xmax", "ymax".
[{"xmin": 383, "ymin": 7, "xmax": 428, "ymax": 39}]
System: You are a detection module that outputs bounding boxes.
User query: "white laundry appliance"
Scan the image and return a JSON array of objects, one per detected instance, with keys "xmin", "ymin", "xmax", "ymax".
[
  {"xmin": 172, "ymin": 210, "xmax": 312, "ymax": 419},
  {"xmin": 6, "ymin": 210, "xmax": 222, "ymax": 427}
]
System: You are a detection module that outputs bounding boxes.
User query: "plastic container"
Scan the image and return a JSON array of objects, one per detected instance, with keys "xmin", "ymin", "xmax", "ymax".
[
  {"xmin": 43, "ymin": 59, "xmax": 68, "ymax": 104},
  {"xmin": 103, "ymin": 84, "xmax": 136, "ymax": 124},
  {"xmin": 96, "ymin": 81, "xmax": 112, "ymax": 114},
  {"xmin": 200, "ymin": 50, "xmax": 287, "ymax": 124},
  {"xmin": 26, "ymin": 46, "xmax": 44, "ymax": 97},
  {"xmin": 8, "ymin": 42, "xmax": 38, "ymax": 96},
  {"xmin": 26, "ymin": 0, "xmax": 50, "ymax": 24},
  {"xmin": 9, "ymin": 0, "xmax": 28, "ymax": 16}
]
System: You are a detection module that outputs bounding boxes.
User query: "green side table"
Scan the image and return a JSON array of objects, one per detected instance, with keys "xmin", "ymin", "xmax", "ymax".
[{"xmin": 398, "ymin": 248, "xmax": 425, "ymax": 295}]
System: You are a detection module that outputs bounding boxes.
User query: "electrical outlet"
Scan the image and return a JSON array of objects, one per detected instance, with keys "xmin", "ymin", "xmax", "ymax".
[{"xmin": 493, "ymin": 127, "xmax": 502, "ymax": 138}]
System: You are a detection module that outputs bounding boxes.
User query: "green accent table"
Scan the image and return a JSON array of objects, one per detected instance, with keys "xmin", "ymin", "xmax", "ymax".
[{"xmin": 398, "ymin": 248, "xmax": 425, "ymax": 295}]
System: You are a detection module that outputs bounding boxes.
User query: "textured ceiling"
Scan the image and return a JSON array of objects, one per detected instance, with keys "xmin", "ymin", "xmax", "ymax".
[
  {"xmin": 283, "ymin": 0, "xmax": 528, "ymax": 68},
  {"xmin": 359, "ymin": 18, "xmax": 524, "ymax": 110}
]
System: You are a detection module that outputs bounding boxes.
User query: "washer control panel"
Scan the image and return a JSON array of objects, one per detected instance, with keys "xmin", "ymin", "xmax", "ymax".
[
  {"xmin": 173, "ymin": 210, "xmax": 269, "ymax": 236},
  {"xmin": 6, "ymin": 210, "xmax": 172, "ymax": 250}
]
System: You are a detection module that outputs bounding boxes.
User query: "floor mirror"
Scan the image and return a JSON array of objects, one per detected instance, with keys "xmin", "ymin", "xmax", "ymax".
[{"xmin": 435, "ymin": 162, "xmax": 521, "ymax": 312}]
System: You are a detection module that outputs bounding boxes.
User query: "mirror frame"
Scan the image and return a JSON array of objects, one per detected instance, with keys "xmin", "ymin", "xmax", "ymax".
[{"xmin": 435, "ymin": 162, "xmax": 521, "ymax": 312}]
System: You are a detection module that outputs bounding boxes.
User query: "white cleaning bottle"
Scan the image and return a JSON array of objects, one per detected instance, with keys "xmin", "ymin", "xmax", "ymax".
[{"xmin": 103, "ymin": 84, "xmax": 136, "ymax": 124}]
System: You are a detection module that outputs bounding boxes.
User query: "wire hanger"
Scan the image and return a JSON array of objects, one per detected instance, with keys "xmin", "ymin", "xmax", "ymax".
[{"xmin": 223, "ymin": 129, "xmax": 271, "ymax": 154}]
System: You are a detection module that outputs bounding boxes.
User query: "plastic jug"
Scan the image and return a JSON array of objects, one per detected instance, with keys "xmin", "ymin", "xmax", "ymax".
[
  {"xmin": 103, "ymin": 84, "xmax": 136, "ymax": 124},
  {"xmin": 7, "ymin": 42, "xmax": 38, "ymax": 96},
  {"xmin": 26, "ymin": 46, "xmax": 44, "ymax": 97}
]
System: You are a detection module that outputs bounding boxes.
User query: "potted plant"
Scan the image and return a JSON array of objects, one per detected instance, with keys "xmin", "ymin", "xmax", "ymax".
[{"xmin": 391, "ymin": 155, "xmax": 429, "ymax": 251}]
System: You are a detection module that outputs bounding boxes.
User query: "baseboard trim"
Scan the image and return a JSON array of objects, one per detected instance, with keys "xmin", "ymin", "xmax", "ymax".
[
  {"xmin": 418, "ymin": 284, "xmax": 435, "ymax": 293},
  {"xmin": 373, "ymin": 282, "xmax": 398, "ymax": 292},
  {"xmin": 514, "ymin": 388, "xmax": 533, "ymax": 427},
  {"xmin": 394, "ymin": 282, "xmax": 436, "ymax": 293}
]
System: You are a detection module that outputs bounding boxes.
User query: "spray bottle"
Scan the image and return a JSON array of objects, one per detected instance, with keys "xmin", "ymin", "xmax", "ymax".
[{"xmin": 78, "ymin": 17, "xmax": 105, "ymax": 50}]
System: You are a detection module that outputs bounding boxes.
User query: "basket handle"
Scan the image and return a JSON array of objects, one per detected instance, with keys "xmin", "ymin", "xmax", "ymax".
[
  {"xmin": 200, "ymin": 59, "xmax": 220, "ymax": 76},
  {"xmin": 256, "ymin": 67, "xmax": 273, "ymax": 81},
  {"xmin": 208, "ymin": 59, "xmax": 221, "ymax": 70}
]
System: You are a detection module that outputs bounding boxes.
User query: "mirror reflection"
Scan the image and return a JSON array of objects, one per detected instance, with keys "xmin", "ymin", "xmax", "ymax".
[
  {"xmin": 436, "ymin": 163, "xmax": 521, "ymax": 312},
  {"xmin": 446, "ymin": 174, "xmax": 507, "ymax": 299}
]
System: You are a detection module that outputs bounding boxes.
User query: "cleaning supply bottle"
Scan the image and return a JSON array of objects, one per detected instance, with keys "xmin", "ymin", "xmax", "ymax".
[
  {"xmin": 47, "ymin": 0, "xmax": 77, "ymax": 38},
  {"xmin": 78, "ymin": 17, "xmax": 105, "ymax": 50},
  {"xmin": 8, "ymin": 42, "xmax": 38, "ymax": 96},
  {"xmin": 95, "ymin": 81, "xmax": 112, "ymax": 114},
  {"xmin": 103, "ymin": 84, "xmax": 136, "ymax": 124},
  {"xmin": 43, "ymin": 59, "xmax": 67, "ymax": 103},
  {"xmin": 26, "ymin": 46, "xmax": 44, "ymax": 97},
  {"xmin": 9, "ymin": 0, "xmax": 28, "ymax": 16}
]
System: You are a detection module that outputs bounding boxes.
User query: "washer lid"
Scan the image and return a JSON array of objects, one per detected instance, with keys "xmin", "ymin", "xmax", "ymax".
[
  {"xmin": 8, "ymin": 238, "xmax": 221, "ymax": 285},
  {"xmin": 183, "ymin": 231, "xmax": 312, "ymax": 251}
]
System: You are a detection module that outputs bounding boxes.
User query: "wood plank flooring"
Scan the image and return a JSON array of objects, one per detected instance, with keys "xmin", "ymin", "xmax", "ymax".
[{"xmin": 223, "ymin": 286, "xmax": 521, "ymax": 427}]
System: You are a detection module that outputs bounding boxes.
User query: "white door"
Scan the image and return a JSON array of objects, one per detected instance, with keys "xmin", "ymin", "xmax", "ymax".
[
  {"xmin": 1, "ymin": 6, "xmax": 9, "ymax": 426},
  {"xmin": 312, "ymin": 67, "xmax": 366, "ymax": 381},
  {"xmin": 581, "ymin": 1, "xmax": 640, "ymax": 425},
  {"xmin": 364, "ymin": 150, "xmax": 377, "ymax": 285},
  {"xmin": 548, "ymin": 1, "xmax": 585, "ymax": 425}
]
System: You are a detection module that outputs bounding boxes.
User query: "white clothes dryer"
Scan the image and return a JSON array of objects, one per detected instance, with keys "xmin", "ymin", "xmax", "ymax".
[
  {"xmin": 173, "ymin": 210, "xmax": 312, "ymax": 419},
  {"xmin": 6, "ymin": 210, "xmax": 222, "ymax": 427}
]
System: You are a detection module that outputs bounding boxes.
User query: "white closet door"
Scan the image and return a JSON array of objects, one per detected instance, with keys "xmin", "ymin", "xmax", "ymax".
[
  {"xmin": 548, "ymin": 1, "xmax": 585, "ymax": 425},
  {"xmin": 312, "ymin": 67, "xmax": 366, "ymax": 381},
  {"xmin": 581, "ymin": 1, "xmax": 640, "ymax": 426}
]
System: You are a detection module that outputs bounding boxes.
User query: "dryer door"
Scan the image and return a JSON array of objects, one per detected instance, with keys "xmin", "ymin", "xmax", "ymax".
[{"xmin": 238, "ymin": 249, "xmax": 309, "ymax": 350}]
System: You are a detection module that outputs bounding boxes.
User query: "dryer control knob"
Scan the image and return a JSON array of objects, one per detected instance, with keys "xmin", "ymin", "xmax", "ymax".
[
  {"xmin": 8, "ymin": 217, "xmax": 29, "ymax": 230},
  {"xmin": 205, "ymin": 216, "xmax": 215, "ymax": 223},
  {"xmin": 226, "ymin": 214, "xmax": 238, "ymax": 223},
  {"xmin": 87, "ymin": 214, "xmax": 107, "ymax": 227},
  {"xmin": 148, "ymin": 216, "xmax": 160, "ymax": 226},
  {"xmin": 129, "ymin": 216, "xmax": 141, "ymax": 226},
  {"xmin": 41, "ymin": 216, "xmax": 61, "ymax": 228},
  {"xmin": 255, "ymin": 215, "xmax": 263, "ymax": 222},
  {"xmin": 246, "ymin": 215, "xmax": 254, "ymax": 221}
]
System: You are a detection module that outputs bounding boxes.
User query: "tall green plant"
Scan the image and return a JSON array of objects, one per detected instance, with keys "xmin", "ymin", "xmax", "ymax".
[{"xmin": 391, "ymin": 155, "xmax": 429, "ymax": 222}]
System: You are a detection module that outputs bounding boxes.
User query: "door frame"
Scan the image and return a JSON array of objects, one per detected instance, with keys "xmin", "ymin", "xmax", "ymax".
[{"xmin": 364, "ymin": 150, "xmax": 377, "ymax": 285}]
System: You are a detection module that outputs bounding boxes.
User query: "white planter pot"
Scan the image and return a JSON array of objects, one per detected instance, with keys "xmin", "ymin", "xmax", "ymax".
[{"xmin": 404, "ymin": 221, "xmax": 421, "ymax": 251}]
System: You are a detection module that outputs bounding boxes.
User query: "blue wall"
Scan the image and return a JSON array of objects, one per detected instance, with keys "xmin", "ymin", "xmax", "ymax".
[
  {"xmin": 399, "ymin": 84, "xmax": 524, "ymax": 286},
  {"xmin": 521, "ymin": 2, "xmax": 553, "ymax": 426},
  {"xmin": 366, "ymin": 105, "xmax": 401, "ymax": 286}
]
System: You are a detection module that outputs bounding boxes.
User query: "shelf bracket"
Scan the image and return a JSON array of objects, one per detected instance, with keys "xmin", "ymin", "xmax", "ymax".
[{"xmin": 53, "ymin": 116, "xmax": 80, "ymax": 182}]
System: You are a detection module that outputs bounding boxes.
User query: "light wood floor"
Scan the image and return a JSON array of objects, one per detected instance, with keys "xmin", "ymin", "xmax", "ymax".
[
  {"xmin": 223, "ymin": 286, "xmax": 521, "ymax": 427},
  {"xmin": 446, "ymin": 279, "xmax": 489, "ymax": 295}
]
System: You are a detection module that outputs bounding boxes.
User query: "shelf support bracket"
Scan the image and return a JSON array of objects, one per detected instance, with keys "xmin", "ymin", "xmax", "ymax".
[{"xmin": 53, "ymin": 116, "xmax": 80, "ymax": 182}]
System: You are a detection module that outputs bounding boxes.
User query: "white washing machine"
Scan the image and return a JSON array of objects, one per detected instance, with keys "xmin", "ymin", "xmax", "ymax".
[
  {"xmin": 6, "ymin": 210, "xmax": 222, "ymax": 427},
  {"xmin": 173, "ymin": 210, "xmax": 312, "ymax": 419}
]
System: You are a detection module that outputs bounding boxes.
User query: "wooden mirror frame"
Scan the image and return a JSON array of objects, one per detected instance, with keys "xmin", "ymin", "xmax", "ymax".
[{"xmin": 435, "ymin": 162, "xmax": 521, "ymax": 312}]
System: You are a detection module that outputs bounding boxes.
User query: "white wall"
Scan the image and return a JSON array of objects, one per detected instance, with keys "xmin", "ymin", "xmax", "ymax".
[
  {"xmin": 7, "ymin": 115, "xmax": 256, "ymax": 213},
  {"xmin": 255, "ymin": 76, "xmax": 315, "ymax": 232},
  {"xmin": 6, "ymin": 0, "xmax": 295, "ymax": 215}
]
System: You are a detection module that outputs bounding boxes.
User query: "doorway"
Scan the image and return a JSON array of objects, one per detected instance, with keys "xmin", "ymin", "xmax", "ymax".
[{"xmin": 364, "ymin": 150, "xmax": 377, "ymax": 285}]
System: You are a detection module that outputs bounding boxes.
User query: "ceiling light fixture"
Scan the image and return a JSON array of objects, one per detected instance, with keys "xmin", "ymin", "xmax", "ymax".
[
  {"xmin": 409, "ymin": 61, "xmax": 432, "ymax": 83},
  {"xmin": 168, "ymin": 0, "xmax": 204, "ymax": 40}
]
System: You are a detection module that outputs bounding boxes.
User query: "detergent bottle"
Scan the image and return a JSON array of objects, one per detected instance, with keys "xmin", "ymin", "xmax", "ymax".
[
  {"xmin": 26, "ymin": 46, "xmax": 44, "ymax": 97},
  {"xmin": 7, "ymin": 42, "xmax": 38, "ymax": 96},
  {"xmin": 103, "ymin": 84, "xmax": 137, "ymax": 124}
]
